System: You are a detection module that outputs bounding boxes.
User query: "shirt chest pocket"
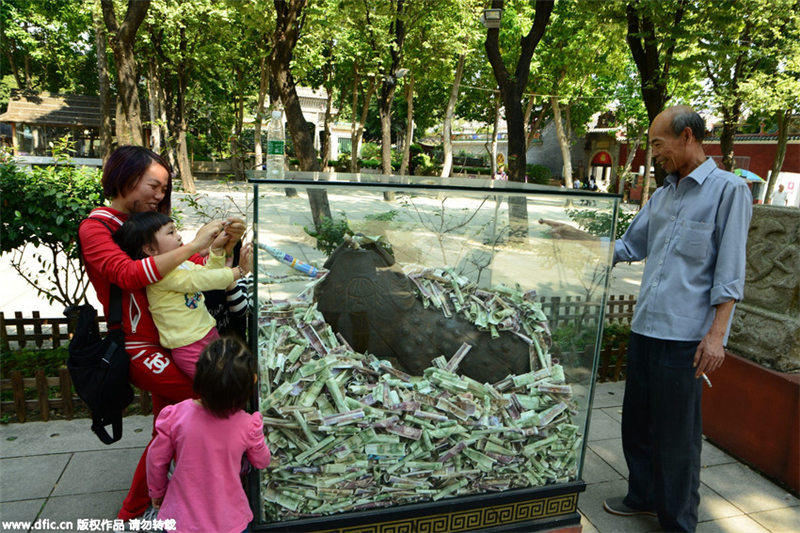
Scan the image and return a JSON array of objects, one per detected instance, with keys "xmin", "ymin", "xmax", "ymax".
[{"xmin": 676, "ymin": 220, "xmax": 714, "ymax": 260}]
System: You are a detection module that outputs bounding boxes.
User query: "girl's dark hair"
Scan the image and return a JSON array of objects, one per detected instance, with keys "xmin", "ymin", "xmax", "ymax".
[
  {"xmin": 194, "ymin": 337, "xmax": 256, "ymax": 418},
  {"xmin": 112, "ymin": 211, "xmax": 173, "ymax": 260},
  {"xmin": 103, "ymin": 146, "xmax": 173, "ymax": 214}
]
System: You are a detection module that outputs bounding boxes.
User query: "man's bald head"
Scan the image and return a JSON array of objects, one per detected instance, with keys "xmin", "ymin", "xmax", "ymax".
[
  {"xmin": 654, "ymin": 105, "xmax": 706, "ymax": 143},
  {"xmin": 649, "ymin": 105, "xmax": 708, "ymax": 178}
]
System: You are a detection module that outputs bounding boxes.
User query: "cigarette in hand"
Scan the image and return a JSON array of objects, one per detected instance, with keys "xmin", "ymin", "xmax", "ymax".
[{"xmin": 701, "ymin": 373, "xmax": 712, "ymax": 388}]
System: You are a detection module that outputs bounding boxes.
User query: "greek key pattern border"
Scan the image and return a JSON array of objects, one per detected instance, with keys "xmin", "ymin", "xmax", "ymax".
[{"xmin": 319, "ymin": 492, "xmax": 578, "ymax": 533}]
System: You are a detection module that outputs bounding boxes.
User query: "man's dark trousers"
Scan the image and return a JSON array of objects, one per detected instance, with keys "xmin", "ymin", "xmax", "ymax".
[{"xmin": 621, "ymin": 332, "xmax": 704, "ymax": 532}]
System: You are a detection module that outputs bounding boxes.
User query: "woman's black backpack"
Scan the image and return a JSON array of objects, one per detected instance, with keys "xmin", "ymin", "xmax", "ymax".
[{"xmin": 67, "ymin": 218, "xmax": 134, "ymax": 444}]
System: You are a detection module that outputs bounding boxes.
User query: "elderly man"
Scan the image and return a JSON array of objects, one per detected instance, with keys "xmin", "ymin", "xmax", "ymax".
[
  {"xmin": 770, "ymin": 184, "xmax": 788, "ymax": 206},
  {"xmin": 603, "ymin": 106, "xmax": 752, "ymax": 532}
]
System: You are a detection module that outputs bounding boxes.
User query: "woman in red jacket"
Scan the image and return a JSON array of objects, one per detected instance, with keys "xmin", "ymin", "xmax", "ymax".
[{"xmin": 78, "ymin": 145, "xmax": 245, "ymax": 521}]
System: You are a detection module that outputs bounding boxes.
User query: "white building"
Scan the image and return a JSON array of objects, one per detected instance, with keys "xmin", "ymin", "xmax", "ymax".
[{"xmin": 248, "ymin": 87, "xmax": 357, "ymax": 161}]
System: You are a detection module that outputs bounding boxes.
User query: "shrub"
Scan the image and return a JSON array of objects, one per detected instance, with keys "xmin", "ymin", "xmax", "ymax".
[
  {"xmin": 303, "ymin": 215, "xmax": 353, "ymax": 255},
  {"xmin": 359, "ymin": 158, "xmax": 381, "ymax": 169},
  {"xmin": 0, "ymin": 142, "xmax": 104, "ymax": 306},
  {"xmin": 391, "ymin": 148, "xmax": 402, "ymax": 170},
  {"xmin": 360, "ymin": 142, "xmax": 381, "ymax": 160},
  {"xmin": 411, "ymin": 153, "xmax": 437, "ymax": 176},
  {"xmin": 526, "ymin": 164, "xmax": 552, "ymax": 185},
  {"xmin": 365, "ymin": 210, "xmax": 399, "ymax": 222},
  {"xmin": 566, "ymin": 208, "xmax": 635, "ymax": 240},
  {"xmin": 335, "ymin": 153, "xmax": 350, "ymax": 172},
  {"xmin": 0, "ymin": 347, "xmax": 69, "ymax": 379}
]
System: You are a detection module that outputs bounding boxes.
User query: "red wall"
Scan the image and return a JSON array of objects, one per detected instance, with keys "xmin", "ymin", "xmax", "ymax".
[{"xmin": 619, "ymin": 139, "xmax": 800, "ymax": 179}]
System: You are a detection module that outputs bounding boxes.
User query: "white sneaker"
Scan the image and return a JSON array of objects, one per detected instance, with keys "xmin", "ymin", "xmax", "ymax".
[{"xmin": 125, "ymin": 506, "xmax": 159, "ymax": 532}]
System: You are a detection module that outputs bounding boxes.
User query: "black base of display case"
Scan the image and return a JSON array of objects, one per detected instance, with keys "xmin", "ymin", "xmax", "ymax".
[{"xmin": 250, "ymin": 480, "xmax": 586, "ymax": 532}]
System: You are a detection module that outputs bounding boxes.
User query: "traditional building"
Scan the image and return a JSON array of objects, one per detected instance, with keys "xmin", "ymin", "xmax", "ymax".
[{"xmin": 0, "ymin": 92, "xmax": 103, "ymax": 164}]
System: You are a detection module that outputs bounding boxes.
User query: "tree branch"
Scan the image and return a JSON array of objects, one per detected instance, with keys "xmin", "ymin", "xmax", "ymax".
[
  {"xmin": 100, "ymin": 0, "xmax": 120, "ymax": 36},
  {"xmin": 484, "ymin": 0, "xmax": 510, "ymax": 89},
  {"xmin": 515, "ymin": 0, "xmax": 555, "ymax": 94},
  {"xmin": 117, "ymin": 0, "xmax": 151, "ymax": 44}
]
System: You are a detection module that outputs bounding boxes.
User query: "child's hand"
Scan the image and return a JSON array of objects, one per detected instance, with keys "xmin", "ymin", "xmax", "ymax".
[
  {"xmin": 211, "ymin": 229, "xmax": 231, "ymax": 253},
  {"xmin": 151, "ymin": 497, "xmax": 163, "ymax": 509},
  {"xmin": 239, "ymin": 243, "xmax": 253, "ymax": 275},
  {"xmin": 223, "ymin": 217, "xmax": 246, "ymax": 254}
]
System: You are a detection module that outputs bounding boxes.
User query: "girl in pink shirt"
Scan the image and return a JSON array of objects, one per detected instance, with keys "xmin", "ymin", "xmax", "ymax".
[{"xmin": 146, "ymin": 337, "xmax": 270, "ymax": 533}]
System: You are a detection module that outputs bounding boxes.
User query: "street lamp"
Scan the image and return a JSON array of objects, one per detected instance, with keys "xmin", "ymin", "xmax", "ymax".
[{"xmin": 481, "ymin": 8, "xmax": 502, "ymax": 29}]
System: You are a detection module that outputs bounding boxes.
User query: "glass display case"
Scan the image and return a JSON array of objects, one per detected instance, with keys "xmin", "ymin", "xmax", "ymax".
[{"xmin": 247, "ymin": 170, "xmax": 621, "ymax": 532}]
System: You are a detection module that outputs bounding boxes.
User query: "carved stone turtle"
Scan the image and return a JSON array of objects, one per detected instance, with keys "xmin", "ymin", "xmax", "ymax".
[{"xmin": 314, "ymin": 240, "xmax": 532, "ymax": 383}]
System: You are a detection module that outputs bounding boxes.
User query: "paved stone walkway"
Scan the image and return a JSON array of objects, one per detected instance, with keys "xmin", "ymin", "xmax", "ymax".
[{"xmin": 1, "ymin": 382, "xmax": 797, "ymax": 532}]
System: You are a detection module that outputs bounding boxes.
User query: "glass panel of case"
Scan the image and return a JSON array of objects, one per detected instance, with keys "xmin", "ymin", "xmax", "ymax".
[{"xmin": 249, "ymin": 171, "xmax": 619, "ymax": 525}]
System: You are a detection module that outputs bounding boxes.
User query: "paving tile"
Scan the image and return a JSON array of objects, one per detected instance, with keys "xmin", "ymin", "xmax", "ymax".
[
  {"xmin": 700, "ymin": 440, "xmax": 737, "ymax": 468},
  {"xmin": 51, "ymin": 448, "xmax": 143, "ymax": 496},
  {"xmin": 0, "ymin": 498, "xmax": 45, "ymax": 524},
  {"xmin": 749, "ymin": 506, "xmax": 800, "ymax": 533},
  {"xmin": 581, "ymin": 448, "xmax": 623, "ymax": 484},
  {"xmin": 695, "ymin": 515, "xmax": 770, "ymax": 533},
  {"xmin": 0, "ymin": 454, "xmax": 71, "ymax": 502},
  {"xmin": 590, "ymin": 381, "xmax": 626, "ymax": 409},
  {"xmin": 38, "ymin": 490, "xmax": 127, "ymax": 524},
  {"xmin": 697, "ymin": 483, "xmax": 745, "ymax": 523},
  {"xmin": 580, "ymin": 511, "xmax": 600, "ymax": 533},
  {"xmin": 0, "ymin": 416, "xmax": 152, "ymax": 458},
  {"xmin": 600, "ymin": 406, "xmax": 622, "ymax": 423},
  {"xmin": 588, "ymin": 438, "xmax": 628, "ymax": 478},
  {"xmin": 577, "ymin": 479, "xmax": 660, "ymax": 533},
  {"xmin": 700, "ymin": 463, "xmax": 800, "ymax": 514},
  {"xmin": 587, "ymin": 409, "xmax": 621, "ymax": 442}
]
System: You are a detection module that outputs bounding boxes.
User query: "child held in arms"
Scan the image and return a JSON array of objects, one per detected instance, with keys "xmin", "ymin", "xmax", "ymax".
[
  {"xmin": 147, "ymin": 337, "xmax": 270, "ymax": 533},
  {"xmin": 114, "ymin": 212, "xmax": 252, "ymax": 377}
]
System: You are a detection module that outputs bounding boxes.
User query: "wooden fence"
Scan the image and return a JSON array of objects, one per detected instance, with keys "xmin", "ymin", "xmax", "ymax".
[
  {"xmin": 0, "ymin": 310, "xmax": 107, "ymax": 351},
  {"xmin": 538, "ymin": 294, "xmax": 637, "ymax": 329},
  {"xmin": 0, "ymin": 369, "xmax": 152, "ymax": 423}
]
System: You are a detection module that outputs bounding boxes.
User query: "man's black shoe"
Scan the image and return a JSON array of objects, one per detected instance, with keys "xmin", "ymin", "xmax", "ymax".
[{"xmin": 603, "ymin": 497, "xmax": 657, "ymax": 517}]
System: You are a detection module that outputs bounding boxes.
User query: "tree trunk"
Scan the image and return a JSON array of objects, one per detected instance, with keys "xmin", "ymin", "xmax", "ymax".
[
  {"xmin": 441, "ymin": 54, "xmax": 466, "ymax": 178},
  {"xmin": 719, "ymin": 103, "xmax": 741, "ymax": 171},
  {"xmin": 350, "ymin": 77, "xmax": 377, "ymax": 173},
  {"xmin": 235, "ymin": 82, "xmax": 245, "ymax": 178},
  {"xmin": 399, "ymin": 76, "xmax": 415, "ymax": 175},
  {"xmin": 640, "ymin": 142, "xmax": 653, "ymax": 207},
  {"xmin": 618, "ymin": 132, "xmax": 643, "ymax": 194},
  {"xmin": 162, "ymin": 77, "xmax": 177, "ymax": 170},
  {"xmin": 146, "ymin": 58, "xmax": 162, "ymax": 153},
  {"xmin": 177, "ymin": 118, "xmax": 194, "ymax": 193},
  {"xmin": 0, "ymin": 29, "xmax": 24, "ymax": 90},
  {"xmin": 94, "ymin": 10, "xmax": 113, "ymax": 160},
  {"xmin": 625, "ymin": 0, "xmax": 687, "ymax": 187},
  {"xmin": 270, "ymin": 0, "xmax": 331, "ymax": 227},
  {"xmin": 489, "ymin": 94, "xmax": 500, "ymax": 176},
  {"xmin": 320, "ymin": 89, "xmax": 333, "ymax": 168},
  {"xmin": 379, "ymin": 89, "xmax": 396, "ymax": 199},
  {"xmin": 115, "ymin": 99, "xmax": 129, "ymax": 145},
  {"xmin": 23, "ymin": 52, "xmax": 31, "ymax": 90},
  {"xmin": 551, "ymin": 96, "xmax": 573, "ymax": 188},
  {"xmin": 176, "ymin": 28, "xmax": 195, "ymax": 193},
  {"xmin": 379, "ymin": 80, "xmax": 397, "ymax": 178},
  {"xmin": 765, "ymin": 109, "xmax": 791, "ymax": 202},
  {"xmin": 349, "ymin": 68, "xmax": 360, "ymax": 172},
  {"xmin": 523, "ymin": 95, "xmax": 535, "ymax": 145},
  {"xmin": 101, "ymin": 0, "xmax": 149, "ymax": 146},
  {"xmin": 254, "ymin": 56, "xmax": 269, "ymax": 170},
  {"xmin": 526, "ymin": 100, "xmax": 548, "ymax": 150},
  {"xmin": 229, "ymin": 68, "xmax": 245, "ymax": 180},
  {"xmin": 485, "ymin": 0, "xmax": 552, "ymax": 182}
]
